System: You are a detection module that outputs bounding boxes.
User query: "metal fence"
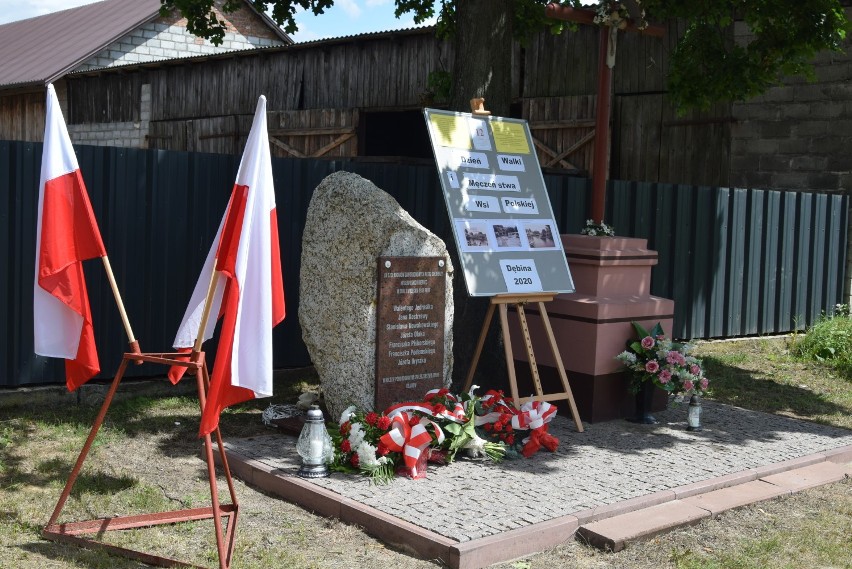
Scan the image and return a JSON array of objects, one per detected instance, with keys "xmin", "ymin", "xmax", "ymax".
[{"xmin": 1, "ymin": 141, "xmax": 847, "ymax": 386}]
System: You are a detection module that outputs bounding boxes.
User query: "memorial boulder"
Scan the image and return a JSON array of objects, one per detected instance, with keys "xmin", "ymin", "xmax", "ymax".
[{"xmin": 299, "ymin": 171, "xmax": 454, "ymax": 419}]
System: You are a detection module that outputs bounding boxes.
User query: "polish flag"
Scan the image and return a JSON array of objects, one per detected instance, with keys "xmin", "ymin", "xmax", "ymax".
[
  {"xmin": 34, "ymin": 84, "xmax": 106, "ymax": 391},
  {"xmin": 171, "ymin": 95, "xmax": 285, "ymax": 436}
]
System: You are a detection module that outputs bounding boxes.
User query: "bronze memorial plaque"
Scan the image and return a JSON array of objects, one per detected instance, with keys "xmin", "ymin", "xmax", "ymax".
[{"xmin": 375, "ymin": 256, "xmax": 446, "ymax": 412}]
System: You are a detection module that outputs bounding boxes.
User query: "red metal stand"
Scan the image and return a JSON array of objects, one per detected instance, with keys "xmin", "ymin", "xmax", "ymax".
[{"xmin": 42, "ymin": 351, "xmax": 239, "ymax": 569}]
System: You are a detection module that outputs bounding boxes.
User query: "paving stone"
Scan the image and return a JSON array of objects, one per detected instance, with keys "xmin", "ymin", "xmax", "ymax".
[
  {"xmin": 222, "ymin": 401, "xmax": 852, "ymax": 568},
  {"xmin": 578, "ymin": 501, "xmax": 709, "ymax": 552},
  {"xmin": 760, "ymin": 461, "xmax": 848, "ymax": 492},
  {"xmin": 682, "ymin": 480, "xmax": 788, "ymax": 516}
]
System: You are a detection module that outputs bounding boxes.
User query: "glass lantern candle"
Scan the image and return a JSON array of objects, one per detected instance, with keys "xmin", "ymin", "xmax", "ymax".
[
  {"xmin": 296, "ymin": 405, "xmax": 333, "ymax": 478},
  {"xmin": 686, "ymin": 394, "xmax": 702, "ymax": 432}
]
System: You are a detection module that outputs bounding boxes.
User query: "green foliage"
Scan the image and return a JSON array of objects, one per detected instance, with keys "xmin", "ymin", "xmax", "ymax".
[
  {"xmin": 425, "ymin": 69, "xmax": 452, "ymax": 103},
  {"xmin": 791, "ymin": 311, "xmax": 852, "ymax": 375},
  {"xmin": 644, "ymin": 0, "xmax": 850, "ymax": 112}
]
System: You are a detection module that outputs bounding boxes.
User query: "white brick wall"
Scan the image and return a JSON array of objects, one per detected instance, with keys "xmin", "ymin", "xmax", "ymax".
[{"xmin": 75, "ymin": 21, "xmax": 284, "ymax": 72}]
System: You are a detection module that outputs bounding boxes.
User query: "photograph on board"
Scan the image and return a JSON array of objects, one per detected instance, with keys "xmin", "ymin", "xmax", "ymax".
[{"xmin": 524, "ymin": 221, "xmax": 558, "ymax": 249}]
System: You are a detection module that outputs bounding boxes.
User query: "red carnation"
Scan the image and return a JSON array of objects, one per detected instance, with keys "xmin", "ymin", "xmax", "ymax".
[
  {"xmin": 340, "ymin": 421, "xmax": 351, "ymax": 436},
  {"xmin": 350, "ymin": 453, "xmax": 360, "ymax": 468},
  {"xmin": 340, "ymin": 440, "xmax": 351, "ymax": 453},
  {"xmin": 377, "ymin": 416, "xmax": 391, "ymax": 430},
  {"xmin": 484, "ymin": 423, "xmax": 493, "ymax": 431},
  {"xmin": 433, "ymin": 403, "xmax": 447, "ymax": 415},
  {"xmin": 493, "ymin": 421, "xmax": 503, "ymax": 432},
  {"xmin": 365, "ymin": 412, "xmax": 378, "ymax": 426},
  {"xmin": 506, "ymin": 434, "xmax": 515, "ymax": 445},
  {"xmin": 377, "ymin": 442, "xmax": 390, "ymax": 456}
]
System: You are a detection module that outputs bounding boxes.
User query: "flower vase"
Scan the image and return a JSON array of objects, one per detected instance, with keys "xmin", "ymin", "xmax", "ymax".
[{"xmin": 629, "ymin": 381, "xmax": 658, "ymax": 424}]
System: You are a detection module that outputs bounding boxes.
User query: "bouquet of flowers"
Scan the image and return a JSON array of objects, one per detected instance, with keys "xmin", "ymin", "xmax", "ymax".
[
  {"xmin": 579, "ymin": 219, "xmax": 616, "ymax": 237},
  {"xmin": 330, "ymin": 407, "xmax": 398, "ymax": 484},
  {"xmin": 615, "ymin": 321, "xmax": 709, "ymax": 396},
  {"xmin": 327, "ymin": 386, "xmax": 561, "ymax": 483},
  {"xmin": 475, "ymin": 389, "xmax": 559, "ymax": 458}
]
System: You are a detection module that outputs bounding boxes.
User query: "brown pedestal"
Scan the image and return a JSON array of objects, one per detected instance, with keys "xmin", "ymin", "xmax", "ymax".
[{"xmin": 507, "ymin": 235, "xmax": 674, "ymax": 423}]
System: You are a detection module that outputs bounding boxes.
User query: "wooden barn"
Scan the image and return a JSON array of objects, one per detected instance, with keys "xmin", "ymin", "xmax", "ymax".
[
  {"xmin": 0, "ymin": 0, "xmax": 290, "ymax": 144},
  {"xmin": 3, "ymin": 3, "xmax": 852, "ymax": 194}
]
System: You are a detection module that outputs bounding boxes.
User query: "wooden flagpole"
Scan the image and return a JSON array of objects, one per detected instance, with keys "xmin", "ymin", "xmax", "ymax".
[
  {"xmin": 100, "ymin": 255, "xmax": 141, "ymax": 356},
  {"xmin": 193, "ymin": 265, "xmax": 222, "ymax": 353}
]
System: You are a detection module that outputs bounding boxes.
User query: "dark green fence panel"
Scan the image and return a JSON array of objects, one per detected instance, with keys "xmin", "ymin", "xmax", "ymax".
[
  {"xmin": 1, "ymin": 141, "xmax": 847, "ymax": 386},
  {"xmin": 600, "ymin": 180, "xmax": 847, "ymax": 339}
]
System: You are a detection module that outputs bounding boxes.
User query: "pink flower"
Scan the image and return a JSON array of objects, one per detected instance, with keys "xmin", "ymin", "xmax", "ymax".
[
  {"xmin": 683, "ymin": 380, "xmax": 694, "ymax": 392},
  {"xmin": 658, "ymin": 370, "xmax": 672, "ymax": 384},
  {"xmin": 666, "ymin": 351, "xmax": 685, "ymax": 366},
  {"xmin": 645, "ymin": 360, "xmax": 660, "ymax": 373},
  {"xmin": 690, "ymin": 364, "xmax": 701, "ymax": 376},
  {"xmin": 641, "ymin": 336, "xmax": 655, "ymax": 349},
  {"xmin": 700, "ymin": 378, "xmax": 709, "ymax": 390}
]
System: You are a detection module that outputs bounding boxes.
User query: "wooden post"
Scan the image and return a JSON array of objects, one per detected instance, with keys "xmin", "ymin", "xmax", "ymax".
[{"xmin": 543, "ymin": 3, "xmax": 665, "ymax": 224}]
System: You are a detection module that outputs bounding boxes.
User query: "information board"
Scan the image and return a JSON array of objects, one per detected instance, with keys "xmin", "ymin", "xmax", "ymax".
[
  {"xmin": 423, "ymin": 108, "xmax": 575, "ymax": 296},
  {"xmin": 375, "ymin": 256, "xmax": 447, "ymax": 411}
]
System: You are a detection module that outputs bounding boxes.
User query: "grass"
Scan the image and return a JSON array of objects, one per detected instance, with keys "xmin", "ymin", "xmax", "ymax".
[
  {"xmin": 695, "ymin": 336, "xmax": 852, "ymax": 430},
  {"xmin": 790, "ymin": 312, "xmax": 852, "ymax": 376},
  {"xmin": 0, "ymin": 338, "xmax": 849, "ymax": 569}
]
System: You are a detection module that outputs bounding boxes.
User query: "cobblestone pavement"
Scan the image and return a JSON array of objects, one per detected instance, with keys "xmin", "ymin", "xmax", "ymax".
[{"xmin": 226, "ymin": 401, "xmax": 852, "ymax": 543}]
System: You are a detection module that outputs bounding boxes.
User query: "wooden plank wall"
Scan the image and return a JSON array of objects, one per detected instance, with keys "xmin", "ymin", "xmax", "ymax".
[
  {"xmin": 268, "ymin": 109, "xmax": 358, "ymax": 158},
  {"xmin": 147, "ymin": 30, "xmax": 451, "ymax": 121},
  {"xmin": 520, "ymin": 19, "xmax": 669, "ymax": 98},
  {"xmin": 67, "ymin": 72, "xmax": 144, "ymax": 123},
  {"xmin": 612, "ymin": 95, "xmax": 732, "ymax": 187},
  {"xmin": 0, "ymin": 91, "xmax": 45, "ymax": 142},
  {"xmin": 521, "ymin": 96, "xmax": 596, "ymax": 174}
]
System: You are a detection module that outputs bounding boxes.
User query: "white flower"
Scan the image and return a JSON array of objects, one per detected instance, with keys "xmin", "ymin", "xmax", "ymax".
[
  {"xmin": 463, "ymin": 432, "xmax": 488, "ymax": 458},
  {"xmin": 339, "ymin": 405, "xmax": 357, "ymax": 425},
  {"xmin": 355, "ymin": 441, "xmax": 388, "ymax": 468},
  {"xmin": 348, "ymin": 422, "xmax": 366, "ymax": 448},
  {"xmin": 616, "ymin": 350, "xmax": 637, "ymax": 363}
]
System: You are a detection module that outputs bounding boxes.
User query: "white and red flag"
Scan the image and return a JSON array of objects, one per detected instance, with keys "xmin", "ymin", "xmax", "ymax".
[
  {"xmin": 171, "ymin": 95, "xmax": 285, "ymax": 436},
  {"xmin": 34, "ymin": 84, "xmax": 106, "ymax": 391}
]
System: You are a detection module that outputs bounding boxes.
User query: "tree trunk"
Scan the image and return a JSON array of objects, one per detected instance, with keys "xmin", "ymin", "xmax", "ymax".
[
  {"xmin": 449, "ymin": 0, "xmax": 513, "ymax": 116},
  {"xmin": 447, "ymin": 0, "xmax": 513, "ymax": 389}
]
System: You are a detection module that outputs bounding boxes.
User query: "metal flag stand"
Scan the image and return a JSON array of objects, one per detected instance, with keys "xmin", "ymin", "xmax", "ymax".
[
  {"xmin": 42, "ymin": 256, "xmax": 240, "ymax": 569},
  {"xmin": 41, "ymin": 350, "xmax": 240, "ymax": 569},
  {"xmin": 463, "ymin": 292, "xmax": 585, "ymax": 432}
]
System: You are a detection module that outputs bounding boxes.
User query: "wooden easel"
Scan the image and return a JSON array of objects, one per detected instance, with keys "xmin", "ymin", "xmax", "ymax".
[
  {"xmin": 463, "ymin": 293, "xmax": 584, "ymax": 432},
  {"xmin": 42, "ymin": 350, "xmax": 240, "ymax": 569}
]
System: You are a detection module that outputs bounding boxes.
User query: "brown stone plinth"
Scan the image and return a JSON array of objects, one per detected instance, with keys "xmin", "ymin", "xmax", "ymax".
[{"xmin": 504, "ymin": 235, "xmax": 675, "ymax": 422}]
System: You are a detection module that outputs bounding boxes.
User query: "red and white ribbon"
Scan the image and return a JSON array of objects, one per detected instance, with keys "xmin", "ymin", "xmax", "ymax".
[
  {"xmin": 511, "ymin": 399, "xmax": 557, "ymax": 430},
  {"xmin": 379, "ymin": 411, "xmax": 444, "ymax": 477}
]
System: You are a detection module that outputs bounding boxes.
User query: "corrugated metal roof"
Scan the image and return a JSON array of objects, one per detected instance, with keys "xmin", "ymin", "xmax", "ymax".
[
  {"xmin": 292, "ymin": 25, "xmax": 434, "ymax": 47},
  {"xmin": 0, "ymin": 0, "xmax": 162, "ymax": 88},
  {"xmin": 64, "ymin": 25, "xmax": 436, "ymax": 79}
]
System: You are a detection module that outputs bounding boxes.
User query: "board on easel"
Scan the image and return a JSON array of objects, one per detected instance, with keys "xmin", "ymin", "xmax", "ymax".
[{"xmin": 424, "ymin": 102, "xmax": 583, "ymax": 432}]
